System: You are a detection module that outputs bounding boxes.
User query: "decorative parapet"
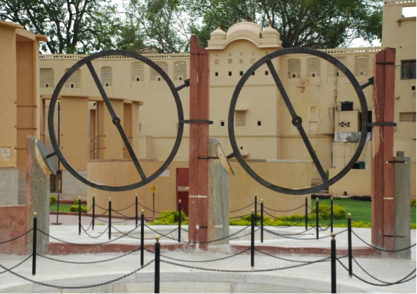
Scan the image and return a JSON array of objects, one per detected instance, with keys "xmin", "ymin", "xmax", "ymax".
[
  {"xmin": 384, "ymin": 0, "xmax": 415, "ymax": 5},
  {"xmin": 39, "ymin": 53, "xmax": 190, "ymax": 60}
]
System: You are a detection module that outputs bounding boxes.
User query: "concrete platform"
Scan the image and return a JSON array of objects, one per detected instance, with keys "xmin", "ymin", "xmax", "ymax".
[{"xmin": 0, "ymin": 215, "xmax": 415, "ymax": 293}]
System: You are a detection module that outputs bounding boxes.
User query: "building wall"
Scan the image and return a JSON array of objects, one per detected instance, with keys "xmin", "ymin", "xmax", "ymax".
[{"xmin": 0, "ymin": 21, "xmax": 47, "ymax": 205}]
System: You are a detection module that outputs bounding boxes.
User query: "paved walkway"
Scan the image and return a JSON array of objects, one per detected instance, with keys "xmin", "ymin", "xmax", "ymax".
[{"xmin": 0, "ymin": 215, "xmax": 415, "ymax": 293}]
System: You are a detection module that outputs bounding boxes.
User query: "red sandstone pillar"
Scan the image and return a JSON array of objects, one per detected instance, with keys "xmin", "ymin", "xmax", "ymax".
[
  {"xmin": 188, "ymin": 36, "xmax": 210, "ymax": 248},
  {"xmin": 371, "ymin": 48, "xmax": 396, "ymax": 250}
]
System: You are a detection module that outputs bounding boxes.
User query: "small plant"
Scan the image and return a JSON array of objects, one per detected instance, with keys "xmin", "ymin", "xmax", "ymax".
[
  {"xmin": 149, "ymin": 210, "xmax": 188, "ymax": 225},
  {"xmin": 411, "ymin": 199, "xmax": 416, "ymax": 207},
  {"xmin": 73, "ymin": 198, "xmax": 80, "ymax": 204},
  {"xmin": 70, "ymin": 205, "xmax": 87, "ymax": 213},
  {"xmin": 50, "ymin": 195, "xmax": 57, "ymax": 206}
]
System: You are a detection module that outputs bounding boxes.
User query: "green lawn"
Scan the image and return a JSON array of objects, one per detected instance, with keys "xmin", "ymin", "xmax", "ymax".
[{"xmin": 311, "ymin": 198, "xmax": 416, "ymax": 227}]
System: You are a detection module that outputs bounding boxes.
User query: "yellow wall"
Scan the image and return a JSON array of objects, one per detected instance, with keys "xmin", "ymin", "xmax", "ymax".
[
  {"xmin": 0, "ymin": 22, "xmax": 19, "ymax": 168},
  {"xmin": 86, "ymin": 160, "xmax": 310, "ymax": 218}
]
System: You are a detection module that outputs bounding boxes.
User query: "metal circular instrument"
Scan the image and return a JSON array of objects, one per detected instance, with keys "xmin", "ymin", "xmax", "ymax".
[
  {"xmin": 228, "ymin": 47, "xmax": 369, "ymax": 195},
  {"xmin": 48, "ymin": 50, "xmax": 184, "ymax": 191}
]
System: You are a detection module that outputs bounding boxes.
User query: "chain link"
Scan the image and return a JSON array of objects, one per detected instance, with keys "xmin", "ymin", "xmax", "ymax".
[
  {"xmin": 263, "ymin": 204, "xmax": 305, "ymax": 213},
  {"xmin": 0, "ymin": 229, "xmax": 33, "ymax": 245},
  {"xmin": 143, "ymin": 225, "xmax": 178, "ymax": 241},
  {"xmin": 0, "ymin": 260, "xmax": 154, "ymax": 289},
  {"xmin": 112, "ymin": 202, "xmax": 136, "ymax": 213},
  {"xmin": 81, "ymin": 220, "xmax": 93, "ymax": 232},
  {"xmin": 161, "ymin": 255, "xmax": 330, "ymax": 273},
  {"xmin": 82, "ymin": 225, "xmax": 109, "ymax": 238},
  {"xmin": 37, "ymin": 248, "xmax": 140, "ymax": 265},
  {"xmin": 337, "ymin": 258, "xmax": 416, "ymax": 286},
  {"xmin": 0, "ymin": 255, "xmax": 32, "ymax": 274},
  {"xmin": 254, "ymin": 249, "xmax": 330, "ymax": 263},
  {"xmin": 229, "ymin": 202, "xmax": 254, "ymax": 213},
  {"xmin": 146, "ymin": 248, "xmax": 251, "ymax": 263},
  {"xmin": 352, "ymin": 230, "xmax": 417, "ymax": 252},
  {"xmin": 38, "ymin": 227, "xmax": 138, "ymax": 246}
]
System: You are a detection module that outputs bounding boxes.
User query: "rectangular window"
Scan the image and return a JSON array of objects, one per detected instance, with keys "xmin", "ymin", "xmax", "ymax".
[
  {"xmin": 401, "ymin": 60, "xmax": 416, "ymax": 80},
  {"xmin": 235, "ymin": 111, "xmax": 246, "ymax": 127},
  {"xmin": 399, "ymin": 112, "xmax": 416, "ymax": 122}
]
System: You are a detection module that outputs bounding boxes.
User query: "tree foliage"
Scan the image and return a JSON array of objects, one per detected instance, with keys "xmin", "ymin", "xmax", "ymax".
[
  {"xmin": 0, "ymin": 0, "xmax": 122, "ymax": 54},
  {"xmin": 119, "ymin": 0, "xmax": 193, "ymax": 53},
  {"xmin": 187, "ymin": 0, "xmax": 382, "ymax": 49}
]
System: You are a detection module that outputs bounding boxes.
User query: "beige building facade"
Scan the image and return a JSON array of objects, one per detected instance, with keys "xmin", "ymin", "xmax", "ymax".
[
  {"xmin": 0, "ymin": 21, "xmax": 47, "ymax": 205},
  {"xmin": 0, "ymin": 2, "xmax": 415, "ymax": 214}
]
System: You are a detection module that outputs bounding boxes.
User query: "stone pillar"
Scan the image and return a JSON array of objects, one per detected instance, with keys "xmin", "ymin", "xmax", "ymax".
[
  {"xmin": 394, "ymin": 151, "xmax": 411, "ymax": 259},
  {"xmin": 371, "ymin": 48, "xmax": 395, "ymax": 250},
  {"xmin": 207, "ymin": 139, "xmax": 229, "ymax": 247},
  {"xmin": 188, "ymin": 35, "xmax": 210, "ymax": 248},
  {"xmin": 26, "ymin": 136, "xmax": 50, "ymax": 254}
]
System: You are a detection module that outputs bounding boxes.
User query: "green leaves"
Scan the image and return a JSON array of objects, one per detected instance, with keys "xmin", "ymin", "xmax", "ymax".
[{"xmin": 0, "ymin": 0, "xmax": 122, "ymax": 53}]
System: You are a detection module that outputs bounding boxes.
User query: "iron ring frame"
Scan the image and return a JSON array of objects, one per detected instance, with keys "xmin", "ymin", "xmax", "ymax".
[
  {"xmin": 228, "ymin": 47, "xmax": 369, "ymax": 195},
  {"xmin": 48, "ymin": 50, "xmax": 184, "ymax": 191}
]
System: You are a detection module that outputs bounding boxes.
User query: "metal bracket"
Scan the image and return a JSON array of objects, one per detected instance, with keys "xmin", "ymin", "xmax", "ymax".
[
  {"xmin": 226, "ymin": 152, "xmax": 236, "ymax": 159},
  {"xmin": 175, "ymin": 79, "xmax": 190, "ymax": 91},
  {"xmin": 181, "ymin": 120, "xmax": 213, "ymax": 124},
  {"xmin": 360, "ymin": 77, "xmax": 374, "ymax": 89},
  {"xmin": 364, "ymin": 122, "xmax": 397, "ymax": 127}
]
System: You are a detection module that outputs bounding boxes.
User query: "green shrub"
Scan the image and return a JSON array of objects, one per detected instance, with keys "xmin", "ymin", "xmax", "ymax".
[
  {"xmin": 309, "ymin": 203, "xmax": 346, "ymax": 220},
  {"xmin": 149, "ymin": 210, "xmax": 188, "ymax": 225},
  {"xmin": 70, "ymin": 205, "xmax": 87, "ymax": 213},
  {"xmin": 411, "ymin": 223, "xmax": 416, "ymax": 229},
  {"xmin": 50, "ymin": 195, "xmax": 57, "ymax": 206},
  {"xmin": 411, "ymin": 199, "xmax": 416, "ymax": 207},
  {"xmin": 73, "ymin": 198, "xmax": 80, "ymax": 205}
]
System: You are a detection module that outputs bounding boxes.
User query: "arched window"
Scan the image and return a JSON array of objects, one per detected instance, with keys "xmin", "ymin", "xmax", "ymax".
[
  {"xmin": 40, "ymin": 68, "xmax": 54, "ymax": 88},
  {"xmin": 151, "ymin": 62, "xmax": 168, "ymax": 81},
  {"xmin": 101, "ymin": 66, "xmax": 112, "ymax": 87},
  {"xmin": 64, "ymin": 68, "xmax": 81, "ymax": 88},
  {"xmin": 354, "ymin": 56, "xmax": 369, "ymax": 77},
  {"xmin": 131, "ymin": 62, "xmax": 144, "ymax": 82},
  {"xmin": 174, "ymin": 61, "xmax": 187, "ymax": 81},
  {"xmin": 307, "ymin": 57, "xmax": 321, "ymax": 78},
  {"xmin": 327, "ymin": 56, "xmax": 347, "ymax": 77},
  {"xmin": 287, "ymin": 58, "xmax": 301, "ymax": 79}
]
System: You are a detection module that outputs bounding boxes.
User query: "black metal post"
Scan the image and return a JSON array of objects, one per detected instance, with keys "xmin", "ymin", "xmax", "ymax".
[
  {"xmin": 178, "ymin": 199, "xmax": 182, "ymax": 243},
  {"xmin": 254, "ymin": 194, "xmax": 257, "ymax": 215},
  {"xmin": 135, "ymin": 195, "xmax": 138, "ymax": 227},
  {"xmin": 260, "ymin": 199, "xmax": 264, "ymax": 243},
  {"xmin": 348, "ymin": 213, "xmax": 352, "ymax": 278},
  {"xmin": 331, "ymin": 233, "xmax": 337, "ymax": 293},
  {"xmin": 153, "ymin": 193, "xmax": 155, "ymax": 217},
  {"xmin": 155, "ymin": 236, "xmax": 160, "ymax": 294},
  {"xmin": 141, "ymin": 210, "xmax": 144, "ymax": 266},
  {"xmin": 305, "ymin": 196, "xmax": 308, "ymax": 230},
  {"xmin": 32, "ymin": 212, "xmax": 37, "ymax": 276},
  {"xmin": 251, "ymin": 209, "xmax": 255, "ymax": 268},
  {"xmin": 316, "ymin": 198, "xmax": 319, "ymax": 240},
  {"xmin": 108, "ymin": 198, "xmax": 112, "ymax": 240},
  {"xmin": 330, "ymin": 197, "xmax": 334, "ymax": 233},
  {"xmin": 78, "ymin": 196, "xmax": 81, "ymax": 236},
  {"xmin": 92, "ymin": 196, "xmax": 95, "ymax": 231}
]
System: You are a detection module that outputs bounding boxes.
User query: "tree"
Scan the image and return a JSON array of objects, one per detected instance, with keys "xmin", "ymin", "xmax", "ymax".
[
  {"xmin": 123, "ymin": 0, "xmax": 193, "ymax": 53},
  {"xmin": 188, "ymin": 0, "xmax": 382, "ymax": 49},
  {"xmin": 0, "ymin": 0, "xmax": 122, "ymax": 54}
]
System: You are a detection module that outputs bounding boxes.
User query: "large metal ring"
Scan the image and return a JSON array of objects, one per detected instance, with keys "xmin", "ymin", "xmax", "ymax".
[
  {"xmin": 48, "ymin": 50, "xmax": 184, "ymax": 191},
  {"xmin": 228, "ymin": 47, "xmax": 369, "ymax": 195}
]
